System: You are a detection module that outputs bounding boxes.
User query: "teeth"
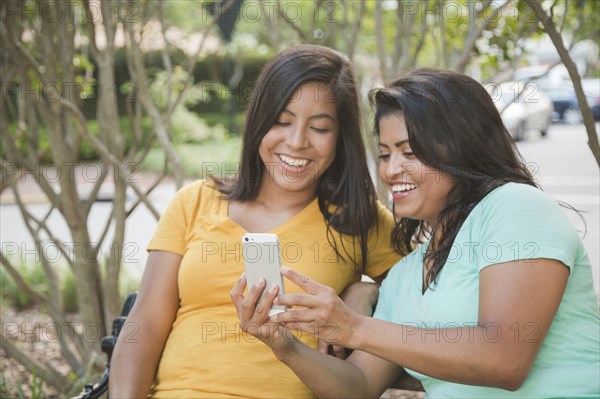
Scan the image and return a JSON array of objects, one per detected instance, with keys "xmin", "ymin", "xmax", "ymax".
[
  {"xmin": 392, "ymin": 184, "xmax": 417, "ymax": 193},
  {"xmin": 280, "ymin": 154, "xmax": 309, "ymax": 167}
]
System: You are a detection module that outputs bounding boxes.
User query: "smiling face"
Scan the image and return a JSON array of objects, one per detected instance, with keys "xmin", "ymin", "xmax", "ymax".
[
  {"xmin": 378, "ymin": 114, "xmax": 455, "ymax": 226},
  {"xmin": 258, "ymin": 82, "xmax": 339, "ymax": 198}
]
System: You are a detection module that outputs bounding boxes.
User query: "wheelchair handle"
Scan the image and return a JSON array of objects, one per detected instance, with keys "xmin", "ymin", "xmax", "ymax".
[{"xmin": 71, "ymin": 293, "xmax": 138, "ymax": 399}]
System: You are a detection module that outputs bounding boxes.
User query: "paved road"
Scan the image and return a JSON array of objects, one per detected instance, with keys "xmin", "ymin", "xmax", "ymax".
[
  {"xmin": 0, "ymin": 173, "xmax": 177, "ymax": 281},
  {"xmin": 1, "ymin": 122, "xmax": 599, "ymax": 296},
  {"xmin": 516, "ymin": 123, "xmax": 600, "ymax": 296}
]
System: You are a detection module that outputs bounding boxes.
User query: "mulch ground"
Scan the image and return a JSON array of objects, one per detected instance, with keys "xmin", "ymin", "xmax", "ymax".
[{"xmin": 1, "ymin": 307, "xmax": 66, "ymax": 398}]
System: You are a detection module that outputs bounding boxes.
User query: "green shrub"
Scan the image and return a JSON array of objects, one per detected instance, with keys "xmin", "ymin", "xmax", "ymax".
[
  {"xmin": 29, "ymin": 368, "xmax": 47, "ymax": 399},
  {"xmin": 78, "ymin": 116, "xmax": 154, "ymax": 161},
  {"xmin": 120, "ymin": 270, "xmax": 141, "ymax": 303},
  {"xmin": 142, "ymin": 135, "xmax": 242, "ymax": 179},
  {"xmin": 0, "ymin": 266, "xmax": 20, "ymax": 309},
  {"xmin": 85, "ymin": 48, "xmax": 269, "ymax": 116},
  {"xmin": 200, "ymin": 111, "xmax": 246, "ymax": 131},
  {"xmin": 0, "ymin": 257, "xmax": 78, "ymax": 313},
  {"xmin": 0, "ymin": 368, "xmax": 48, "ymax": 399},
  {"xmin": 1, "ymin": 256, "xmax": 143, "ymax": 315},
  {"xmin": 61, "ymin": 269, "xmax": 78, "ymax": 313},
  {"xmin": 3, "ymin": 50, "xmax": 268, "ymax": 162},
  {"xmin": 0, "ymin": 259, "xmax": 50, "ymax": 310},
  {"xmin": 170, "ymin": 108, "xmax": 229, "ymax": 143},
  {"xmin": 5, "ymin": 116, "xmax": 154, "ymax": 163}
]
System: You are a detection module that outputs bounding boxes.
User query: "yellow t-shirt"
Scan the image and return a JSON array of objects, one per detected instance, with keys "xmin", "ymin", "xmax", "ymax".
[{"xmin": 147, "ymin": 180, "xmax": 400, "ymax": 398}]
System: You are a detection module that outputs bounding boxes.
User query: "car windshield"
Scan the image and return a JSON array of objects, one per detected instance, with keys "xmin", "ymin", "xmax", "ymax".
[{"xmin": 497, "ymin": 91, "xmax": 518, "ymax": 107}]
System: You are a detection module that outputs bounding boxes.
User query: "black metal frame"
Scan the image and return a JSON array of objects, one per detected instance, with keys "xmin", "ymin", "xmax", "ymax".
[{"xmin": 72, "ymin": 293, "xmax": 137, "ymax": 399}]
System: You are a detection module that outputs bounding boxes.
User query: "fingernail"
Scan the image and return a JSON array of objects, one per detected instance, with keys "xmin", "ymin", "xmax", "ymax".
[
  {"xmin": 268, "ymin": 284, "xmax": 277, "ymax": 294},
  {"xmin": 255, "ymin": 278, "xmax": 264, "ymax": 287},
  {"xmin": 281, "ymin": 266, "xmax": 290, "ymax": 272}
]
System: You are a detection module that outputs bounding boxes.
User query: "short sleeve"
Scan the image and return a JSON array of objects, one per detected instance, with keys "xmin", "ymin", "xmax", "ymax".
[
  {"xmin": 363, "ymin": 201, "xmax": 403, "ymax": 279},
  {"xmin": 147, "ymin": 181, "xmax": 204, "ymax": 255},
  {"xmin": 474, "ymin": 183, "xmax": 580, "ymax": 272},
  {"xmin": 372, "ymin": 264, "xmax": 400, "ymax": 322}
]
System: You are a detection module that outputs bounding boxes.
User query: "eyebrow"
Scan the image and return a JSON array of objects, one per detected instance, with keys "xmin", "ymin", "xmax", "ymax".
[
  {"xmin": 378, "ymin": 139, "xmax": 409, "ymax": 149},
  {"xmin": 281, "ymin": 109, "xmax": 337, "ymax": 122}
]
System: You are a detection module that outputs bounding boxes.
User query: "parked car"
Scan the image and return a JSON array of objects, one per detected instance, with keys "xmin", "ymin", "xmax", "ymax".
[
  {"xmin": 582, "ymin": 78, "xmax": 600, "ymax": 121},
  {"xmin": 486, "ymin": 81, "xmax": 553, "ymax": 141},
  {"xmin": 535, "ymin": 79, "xmax": 600, "ymax": 124}
]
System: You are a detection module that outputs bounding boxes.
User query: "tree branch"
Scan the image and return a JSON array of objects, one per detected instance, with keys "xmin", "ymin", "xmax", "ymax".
[
  {"xmin": 526, "ymin": 0, "xmax": 599, "ymax": 166},
  {"xmin": 277, "ymin": 4, "xmax": 310, "ymax": 42},
  {"xmin": 5, "ymin": 177, "xmax": 62, "ymax": 307},
  {"xmin": 346, "ymin": 0, "xmax": 366, "ymax": 60},
  {"xmin": 454, "ymin": 0, "xmax": 511, "ymax": 73},
  {"xmin": 408, "ymin": 15, "xmax": 429, "ymax": 71},
  {"xmin": 0, "ymin": 252, "xmax": 84, "ymax": 372},
  {"xmin": 375, "ymin": 0, "xmax": 389, "ymax": 80},
  {"xmin": 158, "ymin": 1, "xmax": 174, "ymax": 114},
  {"xmin": 83, "ymin": 164, "xmax": 110, "ymax": 217},
  {"xmin": 124, "ymin": 22, "xmax": 184, "ymax": 190},
  {"xmin": 0, "ymin": 253, "xmax": 51, "ymax": 306},
  {"xmin": 0, "ymin": 115, "xmax": 60, "ymax": 209},
  {"xmin": 82, "ymin": 0, "xmax": 100, "ymax": 61},
  {"xmin": 126, "ymin": 160, "xmax": 168, "ymax": 218}
]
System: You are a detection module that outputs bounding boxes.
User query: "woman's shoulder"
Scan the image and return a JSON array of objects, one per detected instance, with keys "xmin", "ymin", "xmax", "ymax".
[
  {"xmin": 483, "ymin": 181, "xmax": 544, "ymax": 200},
  {"xmin": 176, "ymin": 179, "xmax": 222, "ymax": 200},
  {"xmin": 374, "ymin": 199, "xmax": 394, "ymax": 220},
  {"xmin": 471, "ymin": 182, "xmax": 580, "ymax": 242},
  {"xmin": 169, "ymin": 179, "xmax": 226, "ymax": 218},
  {"xmin": 476, "ymin": 182, "xmax": 558, "ymax": 215}
]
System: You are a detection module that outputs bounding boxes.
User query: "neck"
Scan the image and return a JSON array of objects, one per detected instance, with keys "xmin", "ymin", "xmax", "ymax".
[
  {"xmin": 255, "ymin": 180, "xmax": 317, "ymax": 212},
  {"xmin": 424, "ymin": 219, "xmax": 443, "ymax": 243}
]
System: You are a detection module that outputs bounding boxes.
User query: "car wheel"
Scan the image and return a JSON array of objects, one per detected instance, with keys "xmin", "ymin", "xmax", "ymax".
[
  {"xmin": 541, "ymin": 117, "xmax": 550, "ymax": 137},
  {"xmin": 563, "ymin": 107, "xmax": 582, "ymax": 124},
  {"xmin": 514, "ymin": 122, "xmax": 525, "ymax": 142}
]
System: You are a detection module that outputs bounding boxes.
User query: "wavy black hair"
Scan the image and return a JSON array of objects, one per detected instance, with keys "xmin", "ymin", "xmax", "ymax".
[
  {"xmin": 211, "ymin": 45, "xmax": 379, "ymax": 271},
  {"xmin": 370, "ymin": 68, "xmax": 538, "ymax": 292}
]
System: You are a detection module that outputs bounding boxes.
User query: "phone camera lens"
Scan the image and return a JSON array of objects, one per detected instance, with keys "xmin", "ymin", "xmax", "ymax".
[{"xmin": 244, "ymin": 237, "xmax": 249, "ymax": 241}]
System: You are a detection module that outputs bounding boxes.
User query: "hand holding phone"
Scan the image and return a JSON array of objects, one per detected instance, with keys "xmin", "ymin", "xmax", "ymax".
[{"xmin": 242, "ymin": 233, "xmax": 286, "ymax": 316}]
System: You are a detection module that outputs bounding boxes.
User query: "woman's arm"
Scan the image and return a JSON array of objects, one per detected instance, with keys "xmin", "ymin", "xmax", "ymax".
[
  {"xmin": 320, "ymin": 281, "xmax": 380, "ymax": 358},
  {"xmin": 279, "ymin": 339, "xmax": 403, "ymax": 398},
  {"xmin": 275, "ymin": 259, "xmax": 569, "ymax": 391},
  {"xmin": 109, "ymin": 251, "xmax": 182, "ymax": 398},
  {"xmin": 230, "ymin": 275, "xmax": 402, "ymax": 398}
]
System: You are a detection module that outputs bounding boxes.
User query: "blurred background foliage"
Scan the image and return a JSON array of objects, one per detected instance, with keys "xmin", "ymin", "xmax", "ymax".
[{"xmin": 4, "ymin": 0, "xmax": 599, "ymax": 172}]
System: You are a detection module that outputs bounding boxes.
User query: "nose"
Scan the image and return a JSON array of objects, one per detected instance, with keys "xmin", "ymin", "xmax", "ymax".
[
  {"xmin": 287, "ymin": 123, "xmax": 309, "ymax": 150},
  {"xmin": 381, "ymin": 153, "xmax": 407, "ymax": 181}
]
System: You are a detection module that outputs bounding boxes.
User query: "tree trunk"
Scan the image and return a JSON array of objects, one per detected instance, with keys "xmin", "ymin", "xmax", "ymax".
[{"xmin": 526, "ymin": 0, "xmax": 600, "ymax": 167}]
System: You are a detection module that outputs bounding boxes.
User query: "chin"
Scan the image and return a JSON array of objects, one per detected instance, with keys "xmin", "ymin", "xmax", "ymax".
[
  {"xmin": 279, "ymin": 172, "xmax": 317, "ymax": 187},
  {"xmin": 393, "ymin": 208, "xmax": 417, "ymax": 220},
  {"xmin": 284, "ymin": 182, "xmax": 315, "ymax": 193}
]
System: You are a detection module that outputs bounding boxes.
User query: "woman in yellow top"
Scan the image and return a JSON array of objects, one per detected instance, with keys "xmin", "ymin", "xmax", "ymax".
[{"xmin": 109, "ymin": 45, "xmax": 401, "ymax": 398}]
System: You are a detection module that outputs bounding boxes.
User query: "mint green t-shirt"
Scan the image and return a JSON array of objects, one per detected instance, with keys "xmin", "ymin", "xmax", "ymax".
[{"xmin": 374, "ymin": 183, "xmax": 600, "ymax": 398}]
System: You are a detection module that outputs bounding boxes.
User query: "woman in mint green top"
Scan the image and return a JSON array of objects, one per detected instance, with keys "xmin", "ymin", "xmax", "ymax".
[
  {"xmin": 231, "ymin": 68, "xmax": 600, "ymax": 398},
  {"xmin": 372, "ymin": 181, "xmax": 599, "ymax": 397}
]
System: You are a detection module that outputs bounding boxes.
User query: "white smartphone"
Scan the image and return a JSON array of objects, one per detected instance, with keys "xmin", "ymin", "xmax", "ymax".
[{"xmin": 242, "ymin": 233, "xmax": 286, "ymax": 316}]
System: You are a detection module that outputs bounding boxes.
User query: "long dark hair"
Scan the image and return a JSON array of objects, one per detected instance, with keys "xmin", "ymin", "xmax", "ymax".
[
  {"xmin": 211, "ymin": 44, "xmax": 378, "ymax": 271},
  {"xmin": 370, "ymin": 68, "xmax": 537, "ymax": 291}
]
